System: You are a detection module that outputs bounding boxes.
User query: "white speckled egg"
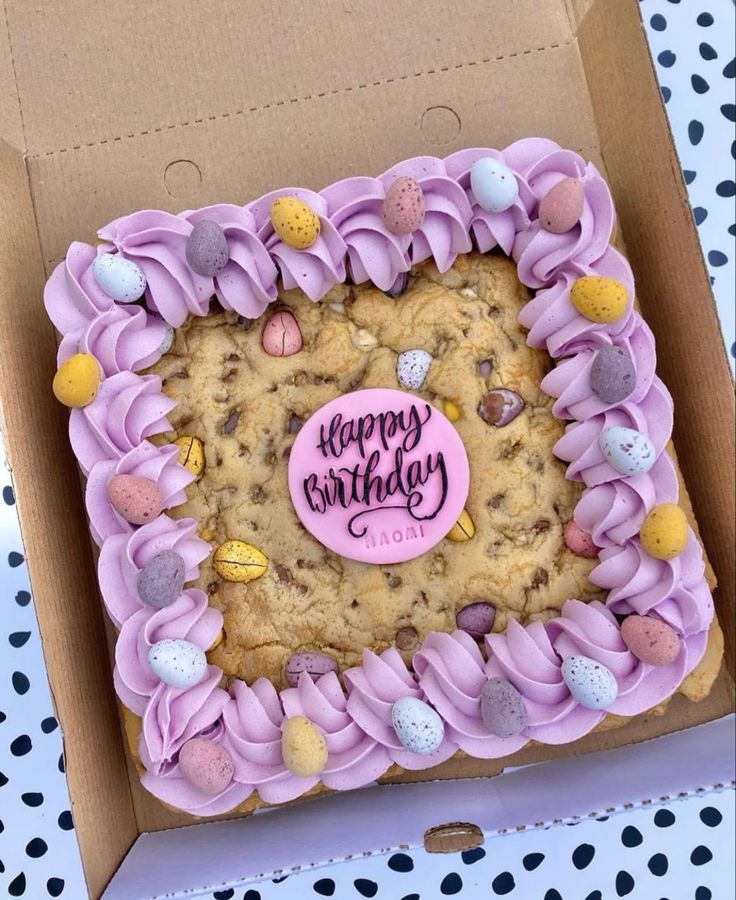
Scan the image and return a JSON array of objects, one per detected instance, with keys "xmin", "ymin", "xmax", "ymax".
[
  {"xmin": 148, "ymin": 638, "xmax": 207, "ymax": 688},
  {"xmin": 469, "ymin": 158, "xmax": 519, "ymax": 213},
  {"xmin": 396, "ymin": 349, "xmax": 432, "ymax": 391},
  {"xmin": 599, "ymin": 425, "xmax": 656, "ymax": 476},
  {"xmin": 561, "ymin": 655, "xmax": 618, "ymax": 710},
  {"xmin": 391, "ymin": 696, "xmax": 444, "ymax": 754},
  {"xmin": 92, "ymin": 253, "xmax": 147, "ymax": 303}
]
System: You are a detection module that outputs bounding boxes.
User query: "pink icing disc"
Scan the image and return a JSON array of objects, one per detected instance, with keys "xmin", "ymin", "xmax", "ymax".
[{"xmin": 288, "ymin": 389, "xmax": 470, "ymax": 564}]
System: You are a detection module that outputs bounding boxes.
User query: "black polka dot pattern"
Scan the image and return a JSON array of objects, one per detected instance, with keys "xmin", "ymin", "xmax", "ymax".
[
  {"xmin": 491, "ymin": 871, "xmax": 515, "ymax": 895},
  {"xmin": 354, "ymin": 879, "xmax": 378, "ymax": 898},
  {"xmin": 621, "ymin": 825, "xmax": 643, "ymax": 847},
  {"xmin": 388, "ymin": 853, "xmax": 414, "ymax": 872},
  {"xmin": 440, "ymin": 873, "xmax": 463, "ymax": 895}
]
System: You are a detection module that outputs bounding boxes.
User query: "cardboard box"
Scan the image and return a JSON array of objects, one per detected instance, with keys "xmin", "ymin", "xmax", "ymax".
[{"xmin": 0, "ymin": 0, "xmax": 733, "ymax": 896}]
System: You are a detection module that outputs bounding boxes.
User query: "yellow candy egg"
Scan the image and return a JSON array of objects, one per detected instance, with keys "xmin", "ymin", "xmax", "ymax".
[
  {"xmin": 640, "ymin": 503, "xmax": 688, "ymax": 560},
  {"xmin": 443, "ymin": 400, "xmax": 461, "ymax": 422},
  {"xmin": 447, "ymin": 509, "xmax": 475, "ymax": 542},
  {"xmin": 270, "ymin": 197, "xmax": 321, "ymax": 250},
  {"xmin": 52, "ymin": 353, "xmax": 101, "ymax": 408},
  {"xmin": 570, "ymin": 276, "xmax": 628, "ymax": 324},
  {"xmin": 208, "ymin": 629, "xmax": 224, "ymax": 652},
  {"xmin": 213, "ymin": 540, "xmax": 268, "ymax": 582},
  {"xmin": 281, "ymin": 716, "xmax": 328, "ymax": 777},
  {"xmin": 175, "ymin": 435, "xmax": 205, "ymax": 480}
]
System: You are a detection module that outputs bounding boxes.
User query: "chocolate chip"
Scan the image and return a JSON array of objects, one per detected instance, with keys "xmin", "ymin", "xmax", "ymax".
[
  {"xmin": 489, "ymin": 494, "xmax": 505, "ymax": 509},
  {"xmin": 288, "ymin": 414, "xmax": 303, "ymax": 434},
  {"xmin": 533, "ymin": 519, "xmax": 550, "ymax": 534},
  {"xmin": 275, "ymin": 564, "xmax": 295, "ymax": 585},
  {"xmin": 395, "ymin": 626, "xmax": 419, "ymax": 650},
  {"xmin": 478, "ymin": 389, "xmax": 524, "ymax": 427},
  {"xmin": 251, "ymin": 486, "xmax": 267, "ymax": 504},
  {"xmin": 222, "ymin": 411, "xmax": 240, "ymax": 434},
  {"xmin": 387, "ymin": 574, "xmax": 403, "ymax": 588},
  {"xmin": 226, "ymin": 352, "xmax": 240, "ymax": 361},
  {"xmin": 531, "ymin": 567, "xmax": 548, "ymax": 588},
  {"xmin": 223, "ymin": 367, "xmax": 238, "ymax": 383}
]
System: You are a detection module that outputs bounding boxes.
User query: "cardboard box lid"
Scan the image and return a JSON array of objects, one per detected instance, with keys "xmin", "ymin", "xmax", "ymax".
[{"xmin": 0, "ymin": 0, "xmax": 733, "ymax": 895}]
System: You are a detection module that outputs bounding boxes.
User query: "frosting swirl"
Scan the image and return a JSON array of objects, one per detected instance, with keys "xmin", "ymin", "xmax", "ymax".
[
  {"xmin": 413, "ymin": 630, "xmax": 527, "ymax": 757},
  {"xmin": 98, "ymin": 514, "xmax": 210, "ymax": 627},
  {"xmin": 281, "ymin": 671, "xmax": 390, "ymax": 790},
  {"xmin": 85, "ymin": 442, "xmax": 193, "ymax": 546},
  {"xmin": 98, "ymin": 211, "xmax": 213, "ymax": 326},
  {"xmin": 44, "ymin": 242, "xmax": 114, "ymax": 336},
  {"xmin": 344, "ymin": 647, "xmax": 457, "ymax": 770},
  {"xmin": 69, "ymin": 372, "xmax": 175, "ymax": 474},
  {"xmin": 247, "ymin": 189, "xmax": 347, "ymax": 301},
  {"xmin": 114, "ymin": 589, "xmax": 223, "ymax": 715},
  {"xmin": 184, "ymin": 205, "xmax": 278, "ymax": 318}
]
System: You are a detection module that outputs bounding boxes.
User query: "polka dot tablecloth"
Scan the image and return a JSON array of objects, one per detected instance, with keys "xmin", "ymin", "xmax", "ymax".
[{"xmin": 1, "ymin": 1, "xmax": 734, "ymax": 897}]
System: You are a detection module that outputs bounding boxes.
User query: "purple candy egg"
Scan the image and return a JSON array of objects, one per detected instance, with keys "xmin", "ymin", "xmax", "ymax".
[
  {"xmin": 456, "ymin": 602, "xmax": 496, "ymax": 639},
  {"xmin": 590, "ymin": 346, "xmax": 636, "ymax": 404},
  {"xmin": 137, "ymin": 550, "xmax": 186, "ymax": 608}
]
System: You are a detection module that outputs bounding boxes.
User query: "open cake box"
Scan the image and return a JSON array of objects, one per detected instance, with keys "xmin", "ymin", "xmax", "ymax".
[{"xmin": 0, "ymin": 0, "xmax": 734, "ymax": 896}]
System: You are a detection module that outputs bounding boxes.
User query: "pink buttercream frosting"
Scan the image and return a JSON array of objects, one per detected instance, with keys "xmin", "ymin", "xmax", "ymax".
[
  {"xmin": 184, "ymin": 205, "xmax": 278, "ymax": 318},
  {"xmin": 85, "ymin": 441, "xmax": 193, "ymax": 546},
  {"xmin": 98, "ymin": 514, "xmax": 210, "ymax": 627},
  {"xmin": 114, "ymin": 589, "xmax": 223, "ymax": 715},
  {"xmin": 44, "ymin": 242, "xmax": 114, "ymax": 336},
  {"xmin": 69, "ymin": 372, "xmax": 175, "ymax": 474}
]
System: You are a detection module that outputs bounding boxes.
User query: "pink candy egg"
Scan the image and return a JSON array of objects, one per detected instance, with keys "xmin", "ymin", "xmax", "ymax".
[
  {"xmin": 107, "ymin": 474, "xmax": 164, "ymax": 525},
  {"xmin": 538, "ymin": 177, "xmax": 584, "ymax": 234},
  {"xmin": 262, "ymin": 310, "xmax": 303, "ymax": 357},
  {"xmin": 179, "ymin": 738, "xmax": 234, "ymax": 795},
  {"xmin": 564, "ymin": 521, "xmax": 599, "ymax": 559},
  {"xmin": 620, "ymin": 615, "xmax": 681, "ymax": 667},
  {"xmin": 383, "ymin": 176, "xmax": 425, "ymax": 235}
]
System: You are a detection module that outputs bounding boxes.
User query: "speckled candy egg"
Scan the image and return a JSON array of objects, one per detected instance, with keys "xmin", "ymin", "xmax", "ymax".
[
  {"xmin": 469, "ymin": 158, "xmax": 519, "ymax": 213},
  {"xmin": 639, "ymin": 503, "xmax": 688, "ymax": 560},
  {"xmin": 480, "ymin": 677, "xmax": 529, "ymax": 738},
  {"xmin": 599, "ymin": 425, "xmax": 656, "ymax": 476},
  {"xmin": 148, "ymin": 638, "xmax": 207, "ymax": 688},
  {"xmin": 137, "ymin": 549, "xmax": 186, "ymax": 608},
  {"xmin": 561, "ymin": 655, "xmax": 618, "ymax": 710},
  {"xmin": 620, "ymin": 615, "xmax": 681, "ymax": 667},
  {"xmin": 270, "ymin": 197, "xmax": 320, "ymax": 250},
  {"xmin": 477, "ymin": 389, "xmax": 524, "ymax": 427},
  {"xmin": 391, "ymin": 696, "xmax": 445, "ymax": 755},
  {"xmin": 590, "ymin": 346, "xmax": 636, "ymax": 404},
  {"xmin": 213, "ymin": 539, "xmax": 268, "ymax": 582},
  {"xmin": 52, "ymin": 353, "xmax": 101, "ymax": 408},
  {"xmin": 570, "ymin": 276, "xmax": 628, "ymax": 324},
  {"xmin": 281, "ymin": 716, "xmax": 328, "ymax": 777},
  {"xmin": 285, "ymin": 651, "xmax": 339, "ymax": 688},
  {"xmin": 185, "ymin": 220, "xmax": 230, "ymax": 277},
  {"xmin": 456, "ymin": 602, "xmax": 496, "ymax": 639},
  {"xmin": 107, "ymin": 474, "xmax": 164, "ymax": 525},
  {"xmin": 179, "ymin": 738, "xmax": 234, "ymax": 795},
  {"xmin": 564, "ymin": 521, "xmax": 599, "ymax": 559},
  {"xmin": 446, "ymin": 508, "xmax": 475, "ymax": 542},
  {"xmin": 175, "ymin": 435, "xmax": 206, "ymax": 480},
  {"xmin": 92, "ymin": 253, "xmax": 147, "ymax": 303},
  {"xmin": 383, "ymin": 176, "xmax": 425, "ymax": 235},
  {"xmin": 262, "ymin": 310, "xmax": 303, "ymax": 357},
  {"xmin": 538, "ymin": 177, "xmax": 585, "ymax": 234},
  {"xmin": 396, "ymin": 349, "xmax": 432, "ymax": 390}
]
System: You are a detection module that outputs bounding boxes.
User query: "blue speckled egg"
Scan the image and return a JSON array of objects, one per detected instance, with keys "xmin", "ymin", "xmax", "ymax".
[
  {"xmin": 599, "ymin": 425, "xmax": 656, "ymax": 475},
  {"xmin": 92, "ymin": 253, "xmax": 147, "ymax": 303},
  {"xmin": 561, "ymin": 655, "xmax": 618, "ymax": 710},
  {"xmin": 391, "ymin": 696, "xmax": 444, "ymax": 754},
  {"xmin": 469, "ymin": 158, "xmax": 519, "ymax": 213}
]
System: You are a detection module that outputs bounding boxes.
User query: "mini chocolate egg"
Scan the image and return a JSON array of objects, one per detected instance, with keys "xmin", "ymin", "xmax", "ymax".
[
  {"xmin": 599, "ymin": 425, "xmax": 656, "ymax": 476},
  {"xmin": 185, "ymin": 220, "xmax": 230, "ymax": 277},
  {"xmin": 478, "ymin": 389, "xmax": 524, "ymax": 427},
  {"xmin": 285, "ymin": 651, "xmax": 339, "ymax": 688},
  {"xmin": 395, "ymin": 625, "xmax": 419, "ymax": 651},
  {"xmin": 561, "ymin": 655, "xmax": 618, "ymax": 710},
  {"xmin": 620, "ymin": 615, "xmax": 681, "ymax": 666},
  {"xmin": 590, "ymin": 346, "xmax": 636, "ymax": 404},
  {"xmin": 570, "ymin": 276, "xmax": 628, "ymax": 324},
  {"xmin": 538, "ymin": 177, "xmax": 585, "ymax": 234},
  {"xmin": 262, "ymin": 310, "xmax": 303, "ymax": 357},
  {"xmin": 213, "ymin": 539, "xmax": 268, "ymax": 582},
  {"xmin": 175, "ymin": 435, "xmax": 206, "ymax": 480},
  {"xmin": 640, "ymin": 503, "xmax": 688, "ymax": 560},
  {"xmin": 52, "ymin": 353, "xmax": 101, "ymax": 408},
  {"xmin": 443, "ymin": 400, "xmax": 461, "ymax": 422},
  {"xmin": 281, "ymin": 716, "xmax": 328, "ymax": 776},
  {"xmin": 383, "ymin": 176, "xmax": 425, "ymax": 235},
  {"xmin": 158, "ymin": 322, "xmax": 175, "ymax": 355},
  {"xmin": 456, "ymin": 602, "xmax": 496, "ymax": 639},
  {"xmin": 107, "ymin": 474, "xmax": 164, "ymax": 525},
  {"xmin": 396, "ymin": 349, "xmax": 432, "ymax": 391},
  {"xmin": 137, "ymin": 550, "xmax": 186, "ymax": 608},
  {"xmin": 270, "ymin": 197, "xmax": 320, "ymax": 250},
  {"xmin": 391, "ymin": 696, "xmax": 444, "ymax": 754},
  {"xmin": 91, "ymin": 253, "xmax": 147, "ymax": 303},
  {"xmin": 385, "ymin": 271, "xmax": 409, "ymax": 298},
  {"xmin": 179, "ymin": 738, "xmax": 234, "ymax": 795},
  {"xmin": 469, "ymin": 158, "xmax": 519, "ymax": 213},
  {"xmin": 148, "ymin": 638, "xmax": 207, "ymax": 688},
  {"xmin": 564, "ymin": 521, "xmax": 599, "ymax": 559},
  {"xmin": 447, "ymin": 509, "xmax": 475, "ymax": 542},
  {"xmin": 480, "ymin": 677, "xmax": 529, "ymax": 738}
]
